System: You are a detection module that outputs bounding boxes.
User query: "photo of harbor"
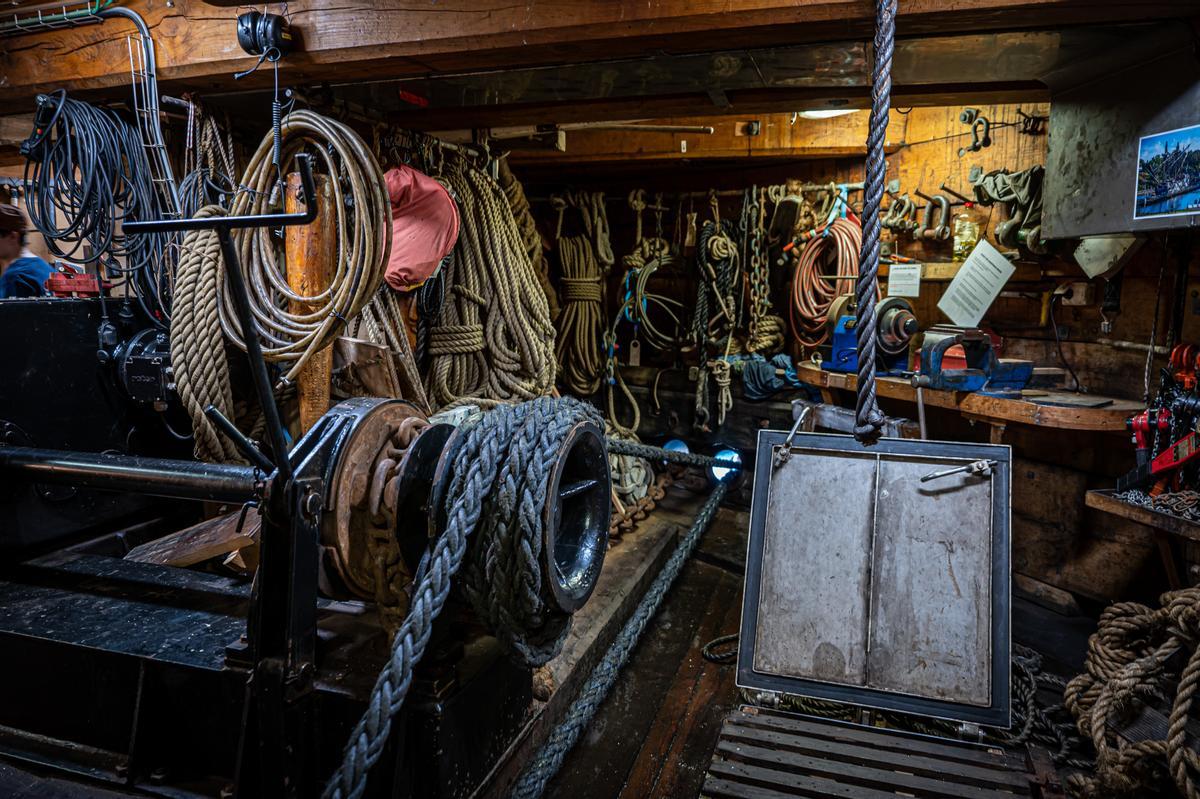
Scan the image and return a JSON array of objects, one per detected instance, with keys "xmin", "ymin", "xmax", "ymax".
[{"xmin": 1136, "ymin": 122, "xmax": 1200, "ymax": 218}]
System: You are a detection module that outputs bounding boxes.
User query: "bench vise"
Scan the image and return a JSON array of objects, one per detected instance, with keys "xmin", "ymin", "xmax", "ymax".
[{"xmin": 913, "ymin": 325, "xmax": 1032, "ymax": 398}]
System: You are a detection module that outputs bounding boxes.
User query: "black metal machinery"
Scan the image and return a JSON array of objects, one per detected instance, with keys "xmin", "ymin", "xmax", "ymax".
[{"xmin": 0, "ymin": 155, "xmax": 612, "ymax": 797}]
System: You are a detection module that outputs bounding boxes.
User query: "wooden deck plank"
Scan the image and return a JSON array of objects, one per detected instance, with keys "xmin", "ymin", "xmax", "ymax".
[
  {"xmin": 715, "ymin": 739, "xmax": 1024, "ymax": 799},
  {"xmin": 1086, "ymin": 489, "xmax": 1200, "ymax": 543}
]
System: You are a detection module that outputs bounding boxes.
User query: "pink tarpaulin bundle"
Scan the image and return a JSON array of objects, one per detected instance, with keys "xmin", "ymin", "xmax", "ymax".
[{"xmin": 383, "ymin": 165, "xmax": 459, "ymax": 292}]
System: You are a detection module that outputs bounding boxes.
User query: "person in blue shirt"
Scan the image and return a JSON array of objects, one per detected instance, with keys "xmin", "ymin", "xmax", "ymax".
[{"xmin": 0, "ymin": 204, "xmax": 54, "ymax": 299}]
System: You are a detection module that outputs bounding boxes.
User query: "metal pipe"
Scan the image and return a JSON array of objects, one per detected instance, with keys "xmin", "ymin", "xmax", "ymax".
[
  {"xmin": 0, "ymin": 447, "xmax": 262, "ymax": 503},
  {"xmin": 1095, "ymin": 338, "xmax": 1172, "ymax": 355}
]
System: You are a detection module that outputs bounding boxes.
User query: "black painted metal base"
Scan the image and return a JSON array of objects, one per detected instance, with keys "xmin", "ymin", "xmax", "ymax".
[{"xmin": 0, "ymin": 547, "xmax": 530, "ymax": 798}]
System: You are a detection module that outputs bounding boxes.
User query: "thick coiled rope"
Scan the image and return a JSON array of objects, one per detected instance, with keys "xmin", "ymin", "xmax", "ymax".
[
  {"xmin": 853, "ymin": 0, "xmax": 897, "ymax": 444},
  {"xmin": 1065, "ymin": 587, "xmax": 1200, "ymax": 798},
  {"xmin": 172, "ymin": 206, "xmax": 241, "ymax": 462},
  {"xmin": 323, "ymin": 398, "xmax": 596, "ymax": 799},
  {"xmin": 460, "ymin": 396, "xmax": 606, "ymax": 666},
  {"xmin": 499, "ymin": 157, "xmax": 560, "ymax": 321},
  {"xmin": 606, "ymin": 422, "xmax": 652, "ymax": 507},
  {"xmin": 554, "ymin": 192, "xmax": 613, "ymax": 396},
  {"xmin": 427, "ymin": 158, "xmax": 555, "ymax": 407},
  {"xmin": 222, "ymin": 110, "xmax": 390, "ymax": 386},
  {"xmin": 169, "ymin": 110, "xmax": 388, "ymax": 457},
  {"xmin": 510, "ymin": 478, "xmax": 729, "ymax": 799}
]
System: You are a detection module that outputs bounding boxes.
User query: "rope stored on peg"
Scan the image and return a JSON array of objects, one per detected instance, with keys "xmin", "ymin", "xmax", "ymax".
[{"xmin": 853, "ymin": 0, "xmax": 897, "ymax": 445}]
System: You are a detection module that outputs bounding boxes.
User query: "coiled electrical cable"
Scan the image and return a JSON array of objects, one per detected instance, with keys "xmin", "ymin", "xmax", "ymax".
[
  {"xmin": 788, "ymin": 216, "xmax": 865, "ymax": 349},
  {"xmin": 220, "ymin": 109, "xmax": 391, "ymax": 385},
  {"xmin": 23, "ymin": 92, "xmax": 174, "ymax": 323}
]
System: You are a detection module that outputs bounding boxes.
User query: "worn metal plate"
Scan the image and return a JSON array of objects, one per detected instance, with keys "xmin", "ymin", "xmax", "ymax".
[
  {"xmin": 738, "ymin": 432, "xmax": 1010, "ymax": 727},
  {"xmin": 868, "ymin": 455, "xmax": 992, "ymax": 707}
]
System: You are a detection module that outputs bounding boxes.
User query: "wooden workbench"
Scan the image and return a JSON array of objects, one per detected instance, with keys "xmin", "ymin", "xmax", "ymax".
[{"xmin": 795, "ymin": 362, "xmax": 1140, "ymax": 432}]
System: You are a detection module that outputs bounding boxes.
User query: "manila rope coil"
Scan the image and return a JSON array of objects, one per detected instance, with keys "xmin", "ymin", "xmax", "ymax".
[
  {"xmin": 553, "ymin": 190, "xmax": 614, "ymax": 396},
  {"xmin": 172, "ymin": 110, "xmax": 389, "ymax": 462},
  {"xmin": 499, "ymin": 156, "xmax": 561, "ymax": 321},
  {"xmin": 692, "ymin": 194, "xmax": 741, "ymax": 429},
  {"xmin": 1064, "ymin": 587, "xmax": 1200, "ymax": 798},
  {"xmin": 425, "ymin": 155, "xmax": 556, "ymax": 408}
]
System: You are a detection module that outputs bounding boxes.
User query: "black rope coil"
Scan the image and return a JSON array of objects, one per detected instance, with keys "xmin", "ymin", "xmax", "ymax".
[
  {"xmin": 853, "ymin": 0, "xmax": 897, "ymax": 444},
  {"xmin": 460, "ymin": 395, "xmax": 605, "ymax": 666}
]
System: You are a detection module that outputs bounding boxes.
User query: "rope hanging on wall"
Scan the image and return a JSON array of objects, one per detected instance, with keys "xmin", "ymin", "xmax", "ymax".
[
  {"xmin": 426, "ymin": 157, "xmax": 556, "ymax": 407},
  {"xmin": 499, "ymin": 157, "xmax": 560, "ymax": 321},
  {"xmin": 553, "ymin": 191, "xmax": 613, "ymax": 396},
  {"xmin": 170, "ymin": 110, "xmax": 389, "ymax": 460}
]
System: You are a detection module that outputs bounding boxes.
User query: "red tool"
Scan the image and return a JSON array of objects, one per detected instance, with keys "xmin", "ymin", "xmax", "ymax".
[
  {"xmin": 1129, "ymin": 408, "xmax": 1173, "ymax": 467},
  {"xmin": 1118, "ymin": 427, "xmax": 1200, "ymax": 493},
  {"xmin": 44, "ymin": 267, "xmax": 102, "ymax": 298}
]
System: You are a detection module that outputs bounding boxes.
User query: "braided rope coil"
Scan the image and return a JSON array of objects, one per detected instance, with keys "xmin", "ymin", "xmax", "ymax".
[{"xmin": 323, "ymin": 397, "xmax": 598, "ymax": 799}]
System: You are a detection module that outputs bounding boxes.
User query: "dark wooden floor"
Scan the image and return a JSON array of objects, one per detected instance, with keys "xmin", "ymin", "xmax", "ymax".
[{"xmin": 544, "ymin": 503, "xmax": 750, "ymax": 799}]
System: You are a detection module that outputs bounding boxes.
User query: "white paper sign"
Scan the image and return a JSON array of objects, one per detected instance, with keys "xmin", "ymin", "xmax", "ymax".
[
  {"xmin": 887, "ymin": 263, "xmax": 922, "ymax": 297},
  {"xmin": 937, "ymin": 239, "xmax": 1015, "ymax": 327}
]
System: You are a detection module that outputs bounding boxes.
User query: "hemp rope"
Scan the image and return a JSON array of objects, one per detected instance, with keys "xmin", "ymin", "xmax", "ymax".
[
  {"xmin": 606, "ymin": 421, "xmax": 652, "ymax": 507},
  {"xmin": 426, "ymin": 157, "xmax": 555, "ymax": 407},
  {"xmin": 854, "ymin": 0, "xmax": 897, "ymax": 444},
  {"xmin": 1065, "ymin": 587, "xmax": 1200, "ymax": 798},
  {"xmin": 221, "ymin": 110, "xmax": 390, "ymax": 386},
  {"xmin": 323, "ymin": 397, "xmax": 598, "ymax": 799},
  {"xmin": 172, "ymin": 206, "xmax": 242, "ymax": 462},
  {"xmin": 169, "ymin": 110, "xmax": 388, "ymax": 459},
  {"xmin": 498, "ymin": 156, "xmax": 560, "ymax": 321},
  {"xmin": 553, "ymin": 192, "xmax": 613, "ymax": 396}
]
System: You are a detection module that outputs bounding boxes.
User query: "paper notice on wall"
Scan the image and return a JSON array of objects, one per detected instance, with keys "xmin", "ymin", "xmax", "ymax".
[
  {"xmin": 937, "ymin": 240, "xmax": 1015, "ymax": 326},
  {"xmin": 887, "ymin": 264, "xmax": 922, "ymax": 297}
]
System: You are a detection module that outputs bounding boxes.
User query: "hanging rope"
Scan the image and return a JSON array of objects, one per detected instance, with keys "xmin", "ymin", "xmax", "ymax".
[
  {"xmin": 498, "ymin": 157, "xmax": 560, "ymax": 321},
  {"xmin": 426, "ymin": 157, "xmax": 556, "ymax": 407},
  {"xmin": 223, "ymin": 110, "xmax": 390, "ymax": 386},
  {"xmin": 554, "ymin": 192, "xmax": 610, "ymax": 396},
  {"xmin": 170, "ymin": 110, "xmax": 388, "ymax": 459},
  {"xmin": 853, "ymin": 0, "xmax": 897, "ymax": 444}
]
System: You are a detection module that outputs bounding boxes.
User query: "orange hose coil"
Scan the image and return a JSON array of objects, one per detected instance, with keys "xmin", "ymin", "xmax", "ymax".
[{"xmin": 788, "ymin": 216, "xmax": 873, "ymax": 349}]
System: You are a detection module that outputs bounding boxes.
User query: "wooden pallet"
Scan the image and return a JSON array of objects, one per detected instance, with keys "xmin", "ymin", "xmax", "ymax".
[{"xmin": 702, "ymin": 706, "xmax": 1035, "ymax": 799}]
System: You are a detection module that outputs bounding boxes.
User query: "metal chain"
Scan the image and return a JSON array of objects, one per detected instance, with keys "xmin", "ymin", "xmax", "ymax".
[
  {"xmin": 509, "ymin": 480, "xmax": 729, "ymax": 799},
  {"xmin": 1117, "ymin": 489, "xmax": 1200, "ymax": 522},
  {"xmin": 853, "ymin": 0, "xmax": 897, "ymax": 445}
]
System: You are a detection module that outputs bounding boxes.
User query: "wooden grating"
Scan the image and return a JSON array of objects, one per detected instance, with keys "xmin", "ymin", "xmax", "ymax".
[{"xmin": 702, "ymin": 706, "xmax": 1035, "ymax": 799}]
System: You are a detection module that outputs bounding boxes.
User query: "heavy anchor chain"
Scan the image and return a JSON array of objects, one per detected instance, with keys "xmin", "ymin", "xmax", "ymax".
[{"xmin": 610, "ymin": 471, "xmax": 672, "ymax": 541}]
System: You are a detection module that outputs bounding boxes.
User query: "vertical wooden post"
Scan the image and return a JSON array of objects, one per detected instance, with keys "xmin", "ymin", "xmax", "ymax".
[{"xmin": 285, "ymin": 172, "xmax": 336, "ymax": 434}]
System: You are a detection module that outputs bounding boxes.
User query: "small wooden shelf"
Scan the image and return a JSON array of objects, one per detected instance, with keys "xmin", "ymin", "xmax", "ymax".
[
  {"xmin": 878, "ymin": 262, "xmax": 1075, "ymax": 283},
  {"xmin": 796, "ymin": 362, "xmax": 1141, "ymax": 432},
  {"xmin": 1086, "ymin": 489, "xmax": 1200, "ymax": 542}
]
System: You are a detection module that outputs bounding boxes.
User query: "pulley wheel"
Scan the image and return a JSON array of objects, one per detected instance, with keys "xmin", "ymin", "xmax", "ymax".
[
  {"xmin": 541, "ymin": 419, "xmax": 610, "ymax": 613},
  {"xmin": 826, "ymin": 293, "xmax": 855, "ymax": 338}
]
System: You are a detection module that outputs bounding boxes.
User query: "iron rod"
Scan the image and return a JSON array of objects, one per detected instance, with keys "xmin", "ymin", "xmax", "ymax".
[{"xmin": 0, "ymin": 446, "xmax": 261, "ymax": 503}]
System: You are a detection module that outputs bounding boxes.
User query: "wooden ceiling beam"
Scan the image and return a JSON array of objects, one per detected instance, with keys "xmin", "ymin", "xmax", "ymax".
[{"xmin": 0, "ymin": 0, "xmax": 1188, "ymax": 106}]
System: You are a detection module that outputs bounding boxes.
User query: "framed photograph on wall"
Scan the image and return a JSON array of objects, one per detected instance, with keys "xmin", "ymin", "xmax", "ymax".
[{"xmin": 1135, "ymin": 123, "xmax": 1200, "ymax": 219}]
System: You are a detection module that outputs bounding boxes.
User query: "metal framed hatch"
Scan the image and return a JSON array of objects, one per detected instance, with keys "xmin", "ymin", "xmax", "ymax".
[{"xmin": 737, "ymin": 430, "xmax": 1011, "ymax": 728}]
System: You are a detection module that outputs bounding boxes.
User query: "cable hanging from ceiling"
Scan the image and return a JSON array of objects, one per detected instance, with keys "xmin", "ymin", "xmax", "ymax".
[{"xmin": 22, "ymin": 90, "xmax": 175, "ymax": 324}]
